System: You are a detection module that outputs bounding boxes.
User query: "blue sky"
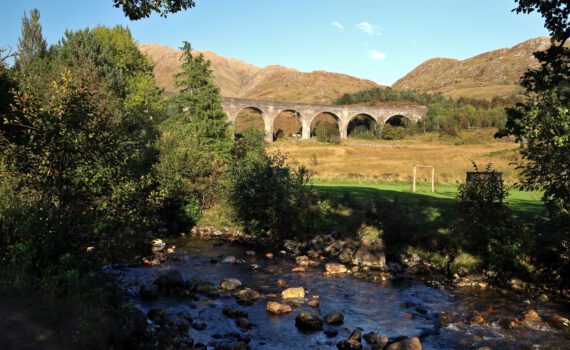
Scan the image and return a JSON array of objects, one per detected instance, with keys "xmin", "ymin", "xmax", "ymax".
[{"xmin": 1, "ymin": 0, "xmax": 548, "ymax": 85}]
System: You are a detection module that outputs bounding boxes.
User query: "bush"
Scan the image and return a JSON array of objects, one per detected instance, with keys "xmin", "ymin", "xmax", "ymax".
[
  {"xmin": 454, "ymin": 162, "xmax": 524, "ymax": 270},
  {"xmin": 226, "ymin": 128, "xmax": 326, "ymax": 240},
  {"xmin": 381, "ymin": 124, "xmax": 408, "ymax": 140},
  {"xmin": 314, "ymin": 121, "xmax": 341, "ymax": 144}
]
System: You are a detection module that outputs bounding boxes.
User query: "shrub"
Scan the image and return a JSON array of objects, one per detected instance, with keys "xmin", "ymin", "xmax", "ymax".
[
  {"xmin": 314, "ymin": 121, "xmax": 341, "ymax": 144},
  {"xmin": 226, "ymin": 128, "xmax": 326, "ymax": 240},
  {"xmin": 381, "ymin": 124, "xmax": 408, "ymax": 140},
  {"xmin": 454, "ymin": 162, "xmax": 524, "ymax": 270}
]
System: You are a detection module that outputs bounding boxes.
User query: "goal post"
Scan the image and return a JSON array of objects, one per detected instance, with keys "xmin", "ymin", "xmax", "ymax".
[{"xmin": 412, "ymin": 164, "xmax": 435, "ymax": 193}]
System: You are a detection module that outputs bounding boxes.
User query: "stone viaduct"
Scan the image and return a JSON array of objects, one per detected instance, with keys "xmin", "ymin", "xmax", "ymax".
[{"xmin": 221, "ymin": 97, "xmax": 429, "ymax": 141}]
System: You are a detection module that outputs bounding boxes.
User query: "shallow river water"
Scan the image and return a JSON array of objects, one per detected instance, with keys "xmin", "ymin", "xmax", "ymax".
[{"xmin": 115, "ymin": 238, "xmax": 570, "ymax": 349}]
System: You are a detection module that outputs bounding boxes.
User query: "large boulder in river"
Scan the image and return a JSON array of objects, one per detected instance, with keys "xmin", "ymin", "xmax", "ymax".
[
  {"xmin": 386, "ymin": 337, "xmax": 422, "ymax": 350},
  {"xmin": 282, "ymin": 287, "xmax": 305, "ymax": 299},
  {"xmin": 352, "ymin": 237, "xmax": 386, "ymax": 269},
  {"xmin": 155, "ymin": 269, "xmax": 184, "ymax": 290},
  {"xmin": 295, "ymin": 310, "xmax": 324, "ymax": 331}
]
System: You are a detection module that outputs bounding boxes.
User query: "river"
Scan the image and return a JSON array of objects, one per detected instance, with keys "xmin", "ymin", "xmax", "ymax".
[{"xmin": 114, "ymin": 238, "xmax": 570, "ymax": 349}]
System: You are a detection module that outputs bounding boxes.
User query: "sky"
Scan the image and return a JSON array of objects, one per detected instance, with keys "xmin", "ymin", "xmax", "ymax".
[{"xmin": 0, "ymin": 0, "xmax": 549, "ymax": 86}]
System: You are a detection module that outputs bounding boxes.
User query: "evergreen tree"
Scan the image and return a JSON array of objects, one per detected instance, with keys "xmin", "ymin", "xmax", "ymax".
[
  {"xmin": 15, "ymin": 8, "xmax": 47, "ymax": 71},
  {"xmin": 173, "ymin": 41, "xmax": 232, "ymax": 158}
]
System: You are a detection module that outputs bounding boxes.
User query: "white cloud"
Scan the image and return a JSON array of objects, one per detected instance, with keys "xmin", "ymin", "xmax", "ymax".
[
  {"xmin": 356, "ymin": 22, "xmax": 382, "ymax": 36},
  {"xmin": 331, "ymin": 21, "xmax": 344, "ymax": 30},
  {"xmin": 368, "ymin": 49, "xmax": 387, "ymax": 61}
]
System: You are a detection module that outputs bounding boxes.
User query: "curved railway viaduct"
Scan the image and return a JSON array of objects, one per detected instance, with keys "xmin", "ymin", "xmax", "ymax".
[{"xmin": 221, "ymin": 97, "xmax": 428, "ymax": 142}]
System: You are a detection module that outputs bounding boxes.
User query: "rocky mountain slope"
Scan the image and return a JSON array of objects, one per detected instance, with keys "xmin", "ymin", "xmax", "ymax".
[
  {"xmin": 392, "ymin": 37, "xmax": 554, "ymax": 99},
  {"xmin": 139, "ymin": 43, "xmax": 378, "ymax": 104}
]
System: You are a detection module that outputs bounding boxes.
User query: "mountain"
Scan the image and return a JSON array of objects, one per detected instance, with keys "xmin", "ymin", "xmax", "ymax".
[
  {"xmin": 139, "ymin": 43, "xmax": 379, "ymax": 104},
  {"xmin": 392, "ymin": 37, "xmax": 554, "ymax": 100}
]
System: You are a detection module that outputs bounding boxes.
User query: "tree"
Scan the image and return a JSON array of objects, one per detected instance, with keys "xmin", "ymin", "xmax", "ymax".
[
  {"xmin": 15, "ymin": 8, "xmax": 47, "ymax": 70},
  {"xmin": 114, "ymin": 0, "xmax": 195, "ymax": 20},
  {"xmin": 173, "ymin": 41, "xmax": 232, "ymax": 158},
  {"xmin": 497, "ymin": 1, "xmax": 570, "ymax": 213}
]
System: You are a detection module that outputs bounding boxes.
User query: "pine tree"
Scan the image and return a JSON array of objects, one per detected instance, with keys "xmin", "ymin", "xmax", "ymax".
[
  {"xmin": 174, "ymin": 41, "xmax": 232, "ymax": 159},
  {"xmin": 16, "ymin": 8, "xmax": 47, "ymax": 70}
]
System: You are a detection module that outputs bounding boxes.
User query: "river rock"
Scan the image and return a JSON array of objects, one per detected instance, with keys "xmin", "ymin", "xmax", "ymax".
[
  {"xmin": 509, "ymin": 278, "xmax": 526, "ymax": 291},
  {"xmin": 363, "ymin": 332, "xmax": 377, "ymax": 344},
  {"xmin": 338, "ymin": 248, "xmax": 354, "ymax": 264},
  {"xmin": 245, "ymin": 250, "xmax": 255, "ymax": 256},
  {"xmin": 219, "ymin": 278, "xmax": 242, "ymax": 290},
  {"xmin": 235, "ymin": 318, "xmax": 255, "ymax": 330},
  {"xmin": 276, "ymin": 279, "xmax": 287, "ymax": 287},
  {"xmin": 349, "ymin": 328, "xmax": 362, "ymax": 342},
  {"xmin": 386, "ymin": 337, "xmax": 422, "ymax": 350},
  {"xmin": 295, "ymin": 310, "xmax": 324, "ymax": 331},
  {"xmin": 497, "ymin": 316, "xmax": 521, "ymax": 330},
  {"xmin": 377, "ymin": 335, "xmax": 389, "ymax": 347},
  {"xmin": 296, "ymin": 255, "xmax": 310, "ymax": 266},
  {"xmin": 140, "ymin": 283, "xmax": 159, "ymax": 301},
  {"xmin": 523, "ymin": 309, "xmax": 542, "ymax": 323},
  {"xmin": 325, "ymin": 263, "xmax": 348, "ymax": 274},
  {"xmin": 547, "ymin": 315, "xmax": 570, "ymax": 331},
  {"xmin": 292, "ymin": 267, "xmax": 306, "ymax": 273},
  {"xmin": 324, "ymin": 312, "xmax": 344, "ymax": 325},
  {"xmin": 236, "ymin": 288, "xmax": 261, "ymax": 303},
  {"xmin": 324, "ymin": 329, "xmax": 339, "ymax": 337},
  {"xmin": 151, "ymin": 238, "xmax": 166, "ymax": 252},
  {"xmin": 352, "ymin": 237, "xmax": 386, "ymax": 269},
  {"xmin": 162, "ymin": 313, "xmax": 191, "ymax": 334},
  {"xmin": 336, "ymin": 339, "xmax": 362, "ymax": 350},
  {"xmin": 284, "ymin": 240, "xmax": 303, "ymax": 255},
  {"xmin": 265, "ymin": 252, "xmax": 274, "ymax": 260},
  {"xmin": 469, "ymin": 313, "xmax": 485, "ymax": 325},
  {"xmin": 222, "ymin": 256, "xmax": 238, "ymax": 264},
  {"xmin": 282, "ymin": 287, "xmax": 305, "ymax": 299},
  {"xmin": 307, "ymin": 299, "xmax": 320, "ymax": 308},
  {"xmin": 155, "ymin": 269, "xmax": 184, "ymax": 290},
  {"xmin": 223, "ymin": 308, "xmax": 248, "ymax": 319},
  {"xmin": 266, "ymin": 301, "xmax": 292, "ymax": 314}
]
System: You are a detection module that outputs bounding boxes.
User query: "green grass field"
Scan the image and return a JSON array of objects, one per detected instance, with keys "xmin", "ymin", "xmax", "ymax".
[{"xmin": 313, "ymin": 181, "xmax": 543, "ymax": 214}]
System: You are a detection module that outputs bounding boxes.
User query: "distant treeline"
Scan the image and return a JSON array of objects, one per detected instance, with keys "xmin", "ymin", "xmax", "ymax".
[{"xmin": 336, "ymin": 87, "xmax": 522, "ymax": 136}]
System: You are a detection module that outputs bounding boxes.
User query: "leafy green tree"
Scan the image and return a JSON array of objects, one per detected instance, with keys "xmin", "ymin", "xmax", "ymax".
[
  {"xmin": 57, "ymin": 26, "xmax": 154, "ymax": 98},
  {"xmin": 152, "ymin": 41, "xmax": 231, "ymax": 230},
  {"xmin": 173, "ymin": 41, "xmax": 232, "ymax": 158},
  {"xmin": 497, "ymin": 2, "xmax": 570, "ymax": 213},
  {"xmin": 15, "ymin": 8, "xmax": 47, "ymax": 71},
  {"xmin": 114, "ymin": 0, "xmax": 196, "ymax": 20}
]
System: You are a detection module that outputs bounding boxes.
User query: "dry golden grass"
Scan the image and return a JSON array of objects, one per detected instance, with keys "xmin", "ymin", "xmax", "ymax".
[{"xmin": 269, "ymin": 129, "xmax": 521, "ymax": 184}]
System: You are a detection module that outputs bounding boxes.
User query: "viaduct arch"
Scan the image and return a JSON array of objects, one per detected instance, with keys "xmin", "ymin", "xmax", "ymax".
[{"xmin": 221, "ymin": 97, "xmax": 428, "ymax": 142}]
